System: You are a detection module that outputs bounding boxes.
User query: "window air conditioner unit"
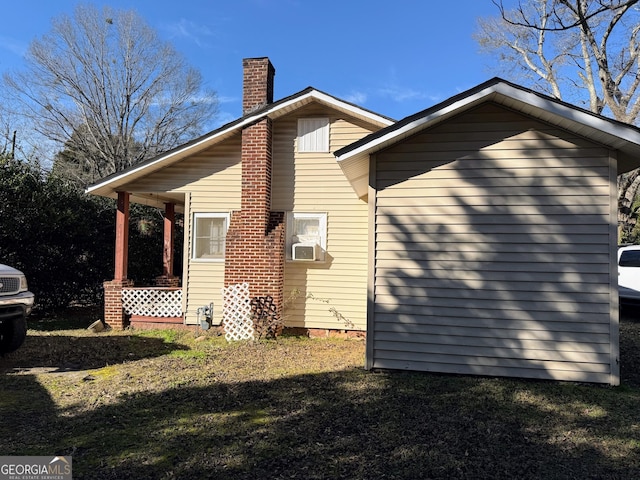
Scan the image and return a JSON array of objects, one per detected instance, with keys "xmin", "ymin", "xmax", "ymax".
[{"xmin": 292, "ymin": 242, "xmax": 320, "ymax": 261}]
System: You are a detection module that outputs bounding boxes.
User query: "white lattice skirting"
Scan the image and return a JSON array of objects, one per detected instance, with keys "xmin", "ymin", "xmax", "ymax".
[
  {"xmin": 222, "ymin": 283, "xmax": 254, "ymax": 341},
  {"xmin": 122, "ymin": 288, "xmax": 182, "ymax": 317}
]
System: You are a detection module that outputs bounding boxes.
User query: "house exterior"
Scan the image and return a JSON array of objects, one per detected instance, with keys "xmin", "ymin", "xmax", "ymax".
[
  {"xmin": 88, "ymin": 57, "xmax": 393, "ymax": 335},
  {"xmin": 88, "ymin": 58, "xmax": 640, "ymax": 385}
]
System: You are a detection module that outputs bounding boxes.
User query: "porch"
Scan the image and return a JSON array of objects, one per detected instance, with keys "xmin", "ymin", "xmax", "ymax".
[{"xmin": 103, "ymin": 191, "xmax": 186, "ymax": 329}]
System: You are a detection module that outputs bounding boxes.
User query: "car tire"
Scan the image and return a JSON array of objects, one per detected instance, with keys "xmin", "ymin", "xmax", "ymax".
[{"xmin": 0, "ymin": 317, "xmax": 27, "ymax": 354}]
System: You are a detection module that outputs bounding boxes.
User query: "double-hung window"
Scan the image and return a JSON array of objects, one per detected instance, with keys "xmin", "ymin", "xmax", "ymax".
[{"xmin": 192, "ymin": 213, "xmax": 229, "ymax": 261}]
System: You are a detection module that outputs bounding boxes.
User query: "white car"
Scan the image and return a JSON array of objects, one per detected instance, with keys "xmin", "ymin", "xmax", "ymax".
[
  {"xmin": 618, "ymin": 245, "xmax": 640, "ymax": 302},
  {"xmin": 0, "ymin": 263, "xmax": 34, "ymax": 353}
]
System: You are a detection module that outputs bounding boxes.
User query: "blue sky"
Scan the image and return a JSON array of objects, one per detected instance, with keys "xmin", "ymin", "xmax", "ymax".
[{"xmin": 1, "ymin": 1, "xmax": 507, "ymax": 128}]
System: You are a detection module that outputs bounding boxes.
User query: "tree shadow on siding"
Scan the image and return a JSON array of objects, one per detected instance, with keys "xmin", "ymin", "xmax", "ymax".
[{"xmin": 372, "ymin": 117, "xmax": 617, "ymax": 383}]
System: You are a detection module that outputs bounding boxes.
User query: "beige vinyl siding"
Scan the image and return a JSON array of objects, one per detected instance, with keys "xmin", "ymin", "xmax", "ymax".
[
  {"xmin": 184, "ymin": 138, "xmax": 241, "ymax": 324},
  {"xmin": 371, "ymin": 103, "xmax": 616, "ymax": 383},
  {"xmin": 273, "ymin": 105, "xmax": 377, "ymax": 330},
  {"xmin": 127, "ymin": 136, "xmax": 242, "ymax": 325},
  {"xmin": 124, "ymin": 137, "xmax": 242, "ymax": 196}
]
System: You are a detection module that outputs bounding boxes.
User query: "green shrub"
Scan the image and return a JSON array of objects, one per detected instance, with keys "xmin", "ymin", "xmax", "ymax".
[{"xmin": 0, "ymin": 157, "xmax": 181, "ymax": 312}]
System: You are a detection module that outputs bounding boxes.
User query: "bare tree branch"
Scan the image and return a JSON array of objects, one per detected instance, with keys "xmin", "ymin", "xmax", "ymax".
[
  {"xmin": 478, "ymin": 0, "xmax": 640, "ymax": 241},
  {"xmin": 2, "ymin": 4, "xmax": 218, "ymax": 183},
  {"xmin": 493, "ymin": 0, "xmax": 638, "ymax": 31}
]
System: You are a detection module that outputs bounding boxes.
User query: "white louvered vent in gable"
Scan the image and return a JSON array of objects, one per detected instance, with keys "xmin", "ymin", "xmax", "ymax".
[{"xmin": 297, "ymin": 118, "xmax": 329, "ymax": 152}]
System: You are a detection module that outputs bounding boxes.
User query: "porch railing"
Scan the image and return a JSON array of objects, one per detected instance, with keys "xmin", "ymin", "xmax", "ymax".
[{"xmin": 122, "ymin": 287, "xmax": 182, "ymax": 317}]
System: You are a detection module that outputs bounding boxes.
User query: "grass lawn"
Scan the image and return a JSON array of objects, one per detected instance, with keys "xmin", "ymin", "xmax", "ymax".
[{"xmin": 1, "ymin": 308, "xmax": 639, "ymax": 480}]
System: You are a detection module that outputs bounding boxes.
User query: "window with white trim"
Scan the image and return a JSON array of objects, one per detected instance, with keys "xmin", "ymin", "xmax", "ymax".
[
  {"xmin": 297, "ymin": 118, "xmax": 329, "ymax": 152},
  {"xmin": 286, "ymin": 212, "xmax": 327, "ymax": 261},
  {"xmin": 192, "ymin": 213, "xmax": 229, "ymax": 261}
]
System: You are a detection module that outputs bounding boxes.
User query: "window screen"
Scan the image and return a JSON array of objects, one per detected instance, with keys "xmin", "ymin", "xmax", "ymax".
[
  {"xmin": 193, "ymin": 214, "xmax": 228, "ymax": 260},
  {"xmin": 292, "ymin": 217, "xmax": 320, "ymax": 244}
]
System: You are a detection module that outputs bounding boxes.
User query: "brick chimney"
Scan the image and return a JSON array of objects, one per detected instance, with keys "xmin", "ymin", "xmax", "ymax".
[
  {"xmin": 242, "ymin": 57, "xmax": 275, "ymax": 115},
  {"xmin": 225, "ymin": 58, "xmax": 285, "ymax": 332}
]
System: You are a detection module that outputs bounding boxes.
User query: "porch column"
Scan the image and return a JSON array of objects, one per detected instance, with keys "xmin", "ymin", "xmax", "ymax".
[
  {"xmin": 114, "ymin": 191, "xmax": 130, "ymax": 281},
  {"xmin": 155, "ymin": 202, "xmax": 180, "ymax": 288},
  {"xmin": 104, "ymin": 191, "xmax": 133, "ymax": 330},
  {"xmin": 163, "ymin": 202, "xmax": 175, "ymax": 277}
]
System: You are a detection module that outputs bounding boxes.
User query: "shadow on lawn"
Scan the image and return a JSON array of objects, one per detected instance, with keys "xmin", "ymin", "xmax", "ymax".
[
  {"xmin": 0, "ymin": 316, "xmax": 638, "ymax": 479},
  {"xmin": 2, "ymin": 357, "xmax": 640, "ymax": 478},
  {"xmin": 0, "ymin": 330, "xmax": 188, "ymax": 373},
  {"xmin": 6, "ymin": 369, "xmax": 639, "ymax": 480},
  {"xmin": 27, "ymin": 306, "xmax": 104, "ymax": 331},
  {"xmin": 620, "ymin": 304, "xmax": 640, "ymax": 388}
]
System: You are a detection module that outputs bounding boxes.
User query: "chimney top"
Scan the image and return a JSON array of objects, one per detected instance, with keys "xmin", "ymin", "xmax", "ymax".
[{"xmin": 242, "ymin": 57, "xmax": 276, "ymax": 115}]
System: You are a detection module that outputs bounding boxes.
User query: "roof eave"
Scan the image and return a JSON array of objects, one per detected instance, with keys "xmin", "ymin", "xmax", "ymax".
[
  {"xmin": 336, "ymin": 80, "xmax": 640, "ymax": 198},
  {"xmin": 86, "ymin": 88, "xmax": 393, "ymax": 198}
]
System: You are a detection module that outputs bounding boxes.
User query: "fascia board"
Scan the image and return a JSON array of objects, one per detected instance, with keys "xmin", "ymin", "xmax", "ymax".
[
  {"xmin": 335, "ymin": 87, "xmax": 496, "ymax": 163},
  {"xmin": 336, "ymin": 81, "xmax": 640, "ymax": 163},
  {"xmin": 302, "ymin": 91, "xmax": 394, "ymax": 126},
  {"xmin": 492, "ymin": 83, "xmax": 640, "ymax": 147}
]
